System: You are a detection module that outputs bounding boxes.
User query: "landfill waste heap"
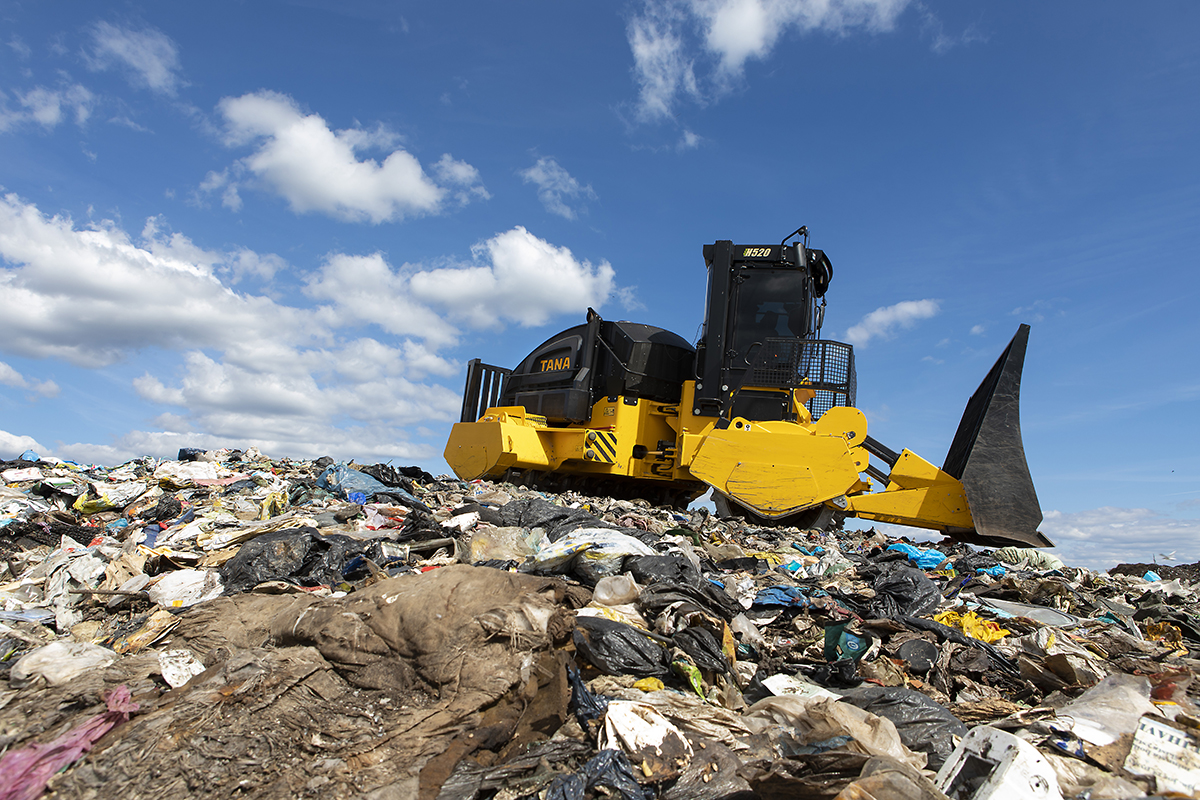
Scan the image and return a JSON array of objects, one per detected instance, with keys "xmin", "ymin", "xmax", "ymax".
[{"xmin": 1, "ymin": 448, "xmax": 1198, "ymax": 800}]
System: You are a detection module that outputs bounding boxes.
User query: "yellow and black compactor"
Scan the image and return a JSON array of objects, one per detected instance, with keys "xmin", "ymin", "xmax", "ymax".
[{"xmin": 444, "ymin": 227, "xmax": 1050, "ymax": 548}]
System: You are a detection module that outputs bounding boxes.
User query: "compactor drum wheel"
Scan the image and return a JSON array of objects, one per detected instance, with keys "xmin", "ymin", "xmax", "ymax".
[{"xmin": 712, "ymin": 492, "xmax": 843, "ymax": 532}]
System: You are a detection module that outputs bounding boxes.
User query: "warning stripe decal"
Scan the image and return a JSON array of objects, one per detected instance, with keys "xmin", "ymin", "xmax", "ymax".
[{"xmin": 586, "ymin": 431, "xmax": 618, "ymax": 463}]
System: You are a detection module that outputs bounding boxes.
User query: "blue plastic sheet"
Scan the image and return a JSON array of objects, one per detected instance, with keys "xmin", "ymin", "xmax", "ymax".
[
  {"xmin": 317, "ymin": 463, "xmax": 429, "ymax": 511},
  {"xmin": 753, "ymin": 586, "xmax": 810, "ymax": 607},
  {"xmin": 975, "ymin": 565, "xmax": 1007, "ymax": 577},
  {"xmin": 887, "ymin": 542, "xmax": 949, "ymax": 570}
]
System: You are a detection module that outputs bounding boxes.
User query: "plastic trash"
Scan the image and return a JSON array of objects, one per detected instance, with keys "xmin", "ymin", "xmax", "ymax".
[
  {"xmin": 869, "ymin": 564, "xmax": 942, "ymax": 618},
  {"xmin": 592, "ymin": 574, "xmax": 641, "ymax": 606},
  {"xmin": 936, "ymin": 725, "xmax": 1062, "ymax": 800},
  {"xmin": 545, "ymin": 749, "xmax": 648, "ymax": 800},
  {"xmin": 574, "ymin": 616, "xmax": 672, "ymax": 678},
  {"xmin": 599, "ymin": 701, "xmax": 693, "ymax": 781},
  {"xmin": 0, "ymin": 685, "xmax": 138, "ymax": 800},
  {"xmin": 1053, "ymin": 673, "xmax": 1159, "ymax": 746},
  {"xmin": 991, "ymin": 546, "xmax": 1065, "ymax": 572},
  {"xmin": 567, "ymin": 663, "xmax": 609, "ymax": 733},
  {"xmin": 745, "ymin": 695, "xmax": 927, "ymax": 770},
  {"xmin": 897, "ymin": 639, "xmax": 939, "ymax": 673},
  {"xmin": 840, "ymin": 686, "xmax": 969, "ymax": 770},
  {"xmin": 467, "ymin": 525, "xmax": 541, "ymax": 563},
  {"xmin": 933, "ymin": 609, "xmax": 1011, "ymax": 643},
  {"xmin": 147, "ymin": 568, "xmax": 224, "ymax": 608},
  {"xmin": 886, "ymin": 542, "xmax": 950, "ymax": 570},
  {"xmin": 317, "ymin": 463, "xmax": 430, "ymax": 511},
  {"xmin": 9, "ymin": 641, "xmax": 118, "ymax": 687},
  {"xmin": 672, "ymin": 626, "xmax": 729, "ymax": 673},
  {"xmin": 157, "ymin": 649, "xmax": 206, "ymax": 688},
  {"xmin": 525, "ymin": 527, "xmax": 655, "ymax": 583},
  {"xmin": 824, "ymin": 622, "xmax": 873, "ymax": 662},
  {"xmin": 729, "ymin": 613, "xmax": 767, "ymax": 648},
  {"xmin": 762, "ymin": 673, "xmax": 842, "ymax": 700}
]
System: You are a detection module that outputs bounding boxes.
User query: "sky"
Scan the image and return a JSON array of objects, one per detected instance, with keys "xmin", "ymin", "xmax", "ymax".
[{"xmin": 1, "ymin": 1, "xmax": 1198, "ymax": 571}]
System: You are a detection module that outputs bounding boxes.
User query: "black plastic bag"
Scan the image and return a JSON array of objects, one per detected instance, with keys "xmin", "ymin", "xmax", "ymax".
[
  {"xmin": 673, "ymin": 626, "xmax": 729, "ymax": 673},
  {"xmin": 580, "ymin": 750, "xmax": 648, "ymax": 800},
  {"xmin": 625, "ymin": 554, "xmax": 702, "ymax": 587},
  {"xmin": 839, "ymin": 686, "xmax": 967, "ymax": 770},
  {"xmin": 567, "ymin": 662, "xmax": 609, "ymax": 731},
  {"xmin": 868, "ymin": 563, "xmax": 942, "ymax": 618},
  {"xmin": 797, "ymin": 659, "xmax": 862, "ymax": 689},
  {"xmin": 358, "ymin": 462, "xmax": 435, "ymax": 489},
  {"xmin": 638, "ymin": 581, "xmax": 741, "ymax": 621},
  {"xmin": 573, "ymin": 616, "xmax": 672, "ymax": 678},
  {"xmin": 219, "ymin": 527, "xmax": 364, "ymax": 593},
  {"xmin": 534, "ymin": 751, "xmax": 649, "ymax": 800},
  {"xmin": 497, "ymin": 496, "xmax": 614, "ymax": 542}
]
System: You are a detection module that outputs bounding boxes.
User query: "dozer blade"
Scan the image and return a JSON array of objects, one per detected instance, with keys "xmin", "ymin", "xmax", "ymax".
[{"xmin": 942, "ymin": 324, "xmax": 1051, "ymax": 548}]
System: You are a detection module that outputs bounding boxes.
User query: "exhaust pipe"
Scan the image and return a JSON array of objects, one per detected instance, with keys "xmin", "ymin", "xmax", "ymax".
[{"xmin": 943, "ymin": 324, "xmax": 1052, "ymax": 548}]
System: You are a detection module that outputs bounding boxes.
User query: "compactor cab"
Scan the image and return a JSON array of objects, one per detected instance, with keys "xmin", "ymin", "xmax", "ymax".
[{"xmin": 445, "ymin": 227, "xmax": 1050, "ymax": 548}]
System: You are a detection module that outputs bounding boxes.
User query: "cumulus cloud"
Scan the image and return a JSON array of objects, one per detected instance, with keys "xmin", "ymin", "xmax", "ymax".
[
  {"xmin": 520, "ymin": 157, "xmax": 598, "ymax": 219},
  {"xmin": 306, "ymin": 226, "xmax": 616, "ymax": 336},
  {"xmin": 409, "ymin": 226, "xmax": 616, "ymax": 328},
  {"xmin": 303, "ymin": 252, "xmax": 461, "ymax": 346},
  {"xmin": 0, "ymin": 193, "xmax": 306, "ymax": 365},
  {"xmin": 844, "ymin": 299, "xmax": 939, "ymax": 346},
  {"xmin": 0, "ymin": 361, "xmax": 58, "ymax": 397},
  {"xmin": 0, "ymin": 428, "xmax": 46, "ymax": 458},
  {"xmin": 87, "ymin": 22, "xmax": 182, "ymax": 95},
  {"xmin": 0, "ymin": 194, "xmax": 618, "ymax": 462},
  {"xmin": 1040, "ymin": 507, "xmax": 1200, "ymax": 572},
  {"xmin": 211, "ymin": 91, "xmax": 487, "ymax": 223},
  {"xmin": 628, "ymin": 0, "xmax": 911, "ymax": 120}
]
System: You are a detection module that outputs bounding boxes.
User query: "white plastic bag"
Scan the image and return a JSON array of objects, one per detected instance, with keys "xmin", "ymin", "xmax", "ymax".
[
  {"xmin": 526, "ymin": 527, "xmax": 654, "ymax": 582},
  {"xmin": 10, "ymin": 641, "xmax": 117, "ymax": 687},
  {"xmin": 148, "ymin": 568, "xmax": 224, "ymax": 608}
]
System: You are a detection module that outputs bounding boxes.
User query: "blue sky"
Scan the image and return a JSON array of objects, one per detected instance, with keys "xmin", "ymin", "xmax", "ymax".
[{"xmin": 1, "ymin": 1, "xmax": 1197, "ymax": 570}]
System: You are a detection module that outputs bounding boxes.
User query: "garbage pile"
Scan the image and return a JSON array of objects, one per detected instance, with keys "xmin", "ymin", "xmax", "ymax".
[{"xmin": 2, "ymin": 447, "xmax": 1199, "ymax": 800}]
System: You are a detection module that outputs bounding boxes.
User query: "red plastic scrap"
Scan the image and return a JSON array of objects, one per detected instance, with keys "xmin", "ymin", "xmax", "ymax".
[{"xmin": 0, "ymin": 685, "xmax": 139, "ymax": 800}]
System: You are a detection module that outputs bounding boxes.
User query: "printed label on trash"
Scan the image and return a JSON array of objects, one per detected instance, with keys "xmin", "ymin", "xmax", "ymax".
[{"xmin": 1124, "ymin": 714, "xmax": 1200, "ymax": 794}]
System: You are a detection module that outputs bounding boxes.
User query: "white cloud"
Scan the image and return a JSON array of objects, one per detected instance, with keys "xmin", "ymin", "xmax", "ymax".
[
  {"xmin": 629, "ymin": 2, "xmax": 701, "ymax": 122},
  {"xmin": 0, "ymin": 85, "xmax": 94, "ymax": 132},
  {"xmin": 433, "ymin": 154, "xmax": 491, "ymax": 205},
  {"xmin": 303, "ymin": 252, "xmax": 461, "ymax": 347},
  {"xmin": 88, "ymin": 22, "xmax": 183, "ymax": 95},
  {"xmin": 844, "ymin": 299, "xmax": 939, "ymax": 346},
  {"xmin": 1040, "ymin": 507, "xmax": 1200, "ymax": 572},
  {"xmin": 8, "ymin": 36, "xmax": 32, "ymax": 61},
  {"xmin": 212, "ymin": 91, "xmax": 487, "ymax": 223},
  {"xmin": 0, "ymin": 361, "xmax": 58, "ymax": 397},
  {"xmin": 0, "ymin": 428, "xmax": 46, "ymax": 458},
  {"xmin": 520, "ymin": 157, "xmax": 598, "ymax": 219},
  {"xmin": 628, "ymin": 0, "xmax": 911, "ymax": 120},
  {"xmin": 0, "ymin": 194, "xmax": 308, "ymax": 365},
  {"xmin": 409, "ymin": 226, "xmax": 616, "ymax": 328},
  {"xmin": 0, "ymin": 194, "xmax": 618, "ymax": 463},
  {"xmin": 969, "ymin": 324, "xmax": 985, "ymax": 335},
  {"xmin": 917, "ymin": 4, "xmax": 986, "ymax": 54}
]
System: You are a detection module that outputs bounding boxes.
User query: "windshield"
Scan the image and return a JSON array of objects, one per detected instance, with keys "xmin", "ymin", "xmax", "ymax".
[{"xmin": 729, "ymin": 269, "xmax": 812, "ymax": 364}]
